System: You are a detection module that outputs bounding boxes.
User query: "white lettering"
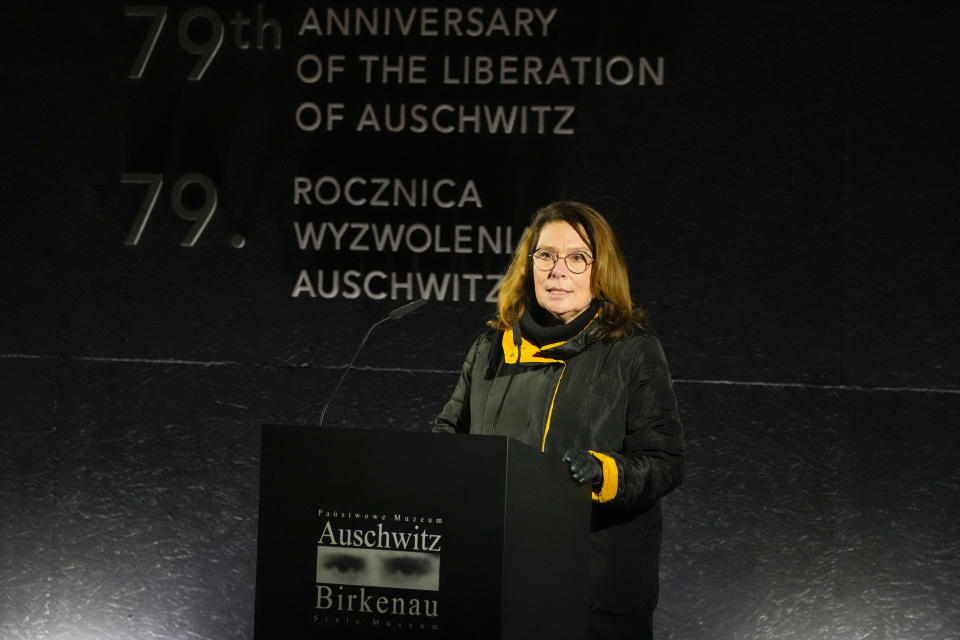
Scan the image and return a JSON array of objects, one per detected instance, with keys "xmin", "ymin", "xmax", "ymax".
[
  {"xmin": 297, "ymin": 7, "xmax": 560, "ymax": 38},
  {"xmin": 294, "ymin": 270, "xmax": 508, "ymax": 302},
  {"xmin": 346, "ymin": 102, "xmax": 577, "ymax": 135},
  {"xmin": 292, "ymin": 177, "xmax": 483, "ymax": 208}
]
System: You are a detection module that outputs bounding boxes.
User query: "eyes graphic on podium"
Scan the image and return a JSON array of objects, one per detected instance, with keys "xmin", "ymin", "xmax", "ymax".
[{"xmin": 316, "ymin": 546, "xmax": 440, "ymax": 591}]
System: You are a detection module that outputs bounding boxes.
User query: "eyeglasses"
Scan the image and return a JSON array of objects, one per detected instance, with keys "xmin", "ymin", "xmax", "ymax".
[{"xmin": 530, "ymin": 248, "xmax": 594, "ymax": 274}]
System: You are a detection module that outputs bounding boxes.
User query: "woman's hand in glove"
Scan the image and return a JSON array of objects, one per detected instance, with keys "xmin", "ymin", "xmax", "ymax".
[{"xmin": 562, "ymin": 448, "xmax": 603, "ymax": 488}]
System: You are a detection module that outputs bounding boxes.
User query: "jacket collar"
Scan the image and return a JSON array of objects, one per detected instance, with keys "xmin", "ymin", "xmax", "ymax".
[{"xmin": 502, "ymin": 310, "xmax": 600, "ymax": 364}]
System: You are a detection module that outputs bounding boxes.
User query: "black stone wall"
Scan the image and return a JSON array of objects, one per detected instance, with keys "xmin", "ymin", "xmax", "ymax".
[{"xmin": 2, "ymin": 2, "xmax": 958, "ymax": 639}]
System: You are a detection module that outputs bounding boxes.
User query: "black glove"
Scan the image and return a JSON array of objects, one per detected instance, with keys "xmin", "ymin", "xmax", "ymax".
[{"xmin": 562, "ymin": 448, "xmax": 603, "ymax": 488}]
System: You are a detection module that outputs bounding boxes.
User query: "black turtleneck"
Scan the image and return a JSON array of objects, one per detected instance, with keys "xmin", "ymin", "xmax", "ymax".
[{"xmin": 520, "ymin": 300, "xmax": 600, "ymax": 347}]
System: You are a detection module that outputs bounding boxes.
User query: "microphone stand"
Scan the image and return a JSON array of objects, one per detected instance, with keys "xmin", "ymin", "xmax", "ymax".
[{"xmin": 317, "ymin": 299, "xmax": 427, "ymax": 427}]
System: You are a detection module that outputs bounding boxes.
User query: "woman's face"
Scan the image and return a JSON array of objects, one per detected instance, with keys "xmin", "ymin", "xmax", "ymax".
[{"xmin": 532, "ymin": 221, "xmax": 594, "ymax": 324}]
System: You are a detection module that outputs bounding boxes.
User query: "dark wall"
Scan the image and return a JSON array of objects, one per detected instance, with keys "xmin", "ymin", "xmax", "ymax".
[{"xmin": 2, "ymin": 2, "xmax": 959, "ymax": 639}]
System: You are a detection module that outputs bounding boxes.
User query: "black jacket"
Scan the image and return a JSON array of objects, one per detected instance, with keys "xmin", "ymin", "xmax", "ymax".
[{"xmin": 434, "ymin": 319, "xmax": 684, "ymax": 616}]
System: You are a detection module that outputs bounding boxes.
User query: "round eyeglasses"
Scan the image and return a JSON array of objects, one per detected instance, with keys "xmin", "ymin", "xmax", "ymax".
[{"xmin": 530, "ymin": 249, "xmax": 594, "ymax": 274}]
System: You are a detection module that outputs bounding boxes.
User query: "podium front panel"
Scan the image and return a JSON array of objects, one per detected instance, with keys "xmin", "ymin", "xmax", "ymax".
[{"xmin": 255, "ymin": 425, "xmax": 589, "ymax": 639}]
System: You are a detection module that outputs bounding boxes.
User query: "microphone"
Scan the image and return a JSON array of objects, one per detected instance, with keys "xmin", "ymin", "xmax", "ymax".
[
  {"xmin": 317, "ymin": 299, "xmax": 428, "ymax": 427},
  {"xmin": 388, "ymin": 298, "xmax": 427, "ymax": 320}
]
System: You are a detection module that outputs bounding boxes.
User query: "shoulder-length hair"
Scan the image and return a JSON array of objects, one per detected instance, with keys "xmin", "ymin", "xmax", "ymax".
[{"xmin": 490, "ymin": 201, "xmax": 648, "ymax": 339}]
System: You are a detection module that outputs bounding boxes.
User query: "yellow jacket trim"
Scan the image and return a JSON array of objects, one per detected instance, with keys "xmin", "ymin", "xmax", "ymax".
[
  {"xmin": 540, "ymin": 363, "xmax": 567, "ymax": 452},
  {"xmin": 588, "ymin": 451, "xmax": 619, "ymax": 503},
  {"xmin": 501, "ymin": 315, "xmax": 598, "ymax": 452},
  {"xmin": 501, "ymin": 330, "xmax": 565, "ymax": 364}
]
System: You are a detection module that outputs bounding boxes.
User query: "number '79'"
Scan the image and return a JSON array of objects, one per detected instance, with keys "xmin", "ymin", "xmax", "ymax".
[
  {"xmin": 125, "ymin": 5, "xmax": 224, "ymax": 80},
  {"xmin": 121, "ymin": 173, "xmax": 217, "ymax": 247}
]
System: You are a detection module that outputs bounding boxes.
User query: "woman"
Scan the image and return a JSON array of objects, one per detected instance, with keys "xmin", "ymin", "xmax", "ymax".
[{"xmin": 434, "ymin": 201, "xmax": 684, "ymax": 639}]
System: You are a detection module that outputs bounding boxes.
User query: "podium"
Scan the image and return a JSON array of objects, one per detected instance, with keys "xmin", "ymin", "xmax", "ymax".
[{"xmin": 254, "ymin": 425, "xmax": 591, "ymax": 639}]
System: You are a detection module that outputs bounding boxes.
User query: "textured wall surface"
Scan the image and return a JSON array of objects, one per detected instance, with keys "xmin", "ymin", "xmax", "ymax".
[
  {"xmin": 2, "ymin": 2, "xmax": 960, "ymax": 639},
  {"xmin": 3, "ymin": 359, "xmax": 958, "ymax": 639}
]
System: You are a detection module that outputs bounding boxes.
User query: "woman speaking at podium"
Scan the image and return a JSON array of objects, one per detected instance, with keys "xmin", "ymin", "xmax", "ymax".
[{"xmin": 434, "ymin": 201, "xmax": 685, "ymax": 639}]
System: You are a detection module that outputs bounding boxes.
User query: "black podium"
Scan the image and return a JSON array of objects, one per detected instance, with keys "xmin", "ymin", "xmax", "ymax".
[{"xmin": 254, "ymin": 425, "xmax": 591, "ymax": 639}]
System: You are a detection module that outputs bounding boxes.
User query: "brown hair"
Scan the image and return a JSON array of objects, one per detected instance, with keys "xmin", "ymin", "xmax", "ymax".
[{"xmin": 490, "ymin": 201, "xmax": 647, "ymax": 339}]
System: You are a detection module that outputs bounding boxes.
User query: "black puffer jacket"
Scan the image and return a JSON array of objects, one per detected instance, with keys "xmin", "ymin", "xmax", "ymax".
[{"xmin": 434, "ymin": 316, "xmax": 684, "ymax": 616}]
